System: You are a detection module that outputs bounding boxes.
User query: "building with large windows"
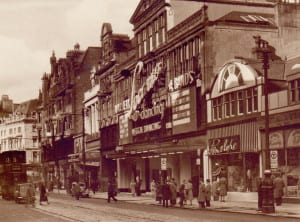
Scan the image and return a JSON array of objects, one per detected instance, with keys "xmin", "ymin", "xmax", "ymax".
[
  {"xmin": 103, "ymin": 0, "xmax": 278, "ymax": 194},
  {"xmin": 40, "ymin": 44, "xmax": 101, "ymax": 191},
  {"xmin": 0, "ymin": 99, "xmax": 42, "ymax": 183}
]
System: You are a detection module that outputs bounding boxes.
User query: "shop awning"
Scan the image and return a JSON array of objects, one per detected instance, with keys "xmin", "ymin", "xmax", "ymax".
[{"xmin": 104, "ymin": 136, "xmax": 207, "ymax": 159}]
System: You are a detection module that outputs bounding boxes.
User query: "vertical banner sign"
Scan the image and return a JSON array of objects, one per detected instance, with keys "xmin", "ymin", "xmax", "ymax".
[
  {"xmin": 161, "ymin": 158, "xmax": 167, "ymax": 170},
  {"xmin": 270, "ymin": 150, "xmax": 278, "ymax": 169}
]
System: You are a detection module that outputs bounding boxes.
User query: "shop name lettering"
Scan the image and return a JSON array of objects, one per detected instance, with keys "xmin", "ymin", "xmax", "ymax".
[
  {"xmin": 130, "ymin": 62, "xmax": 163, "ymax": 115},
  {"xmin": 168, "ymin": 71, "xmax": 195, "ymax": 91},
  {"xmin": 209, "ymin": 136, "xmax": 240, "ymax": 154},
  {"xmin": 132, "ymin": 122, "xmax": 161, "ymax": 136},
  {"xmin": 130, "ymin": 103, "xmax": 165, "ymax": 122}
]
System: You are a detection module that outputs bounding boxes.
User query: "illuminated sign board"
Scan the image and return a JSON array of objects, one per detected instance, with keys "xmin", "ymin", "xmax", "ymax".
[
  {"xmin": 129, "ymin": 61, "xmax": 164, "ymax": 117},
  {"xmin": 119, "ymin": 114, "xmax": 131, "ymax": 145},
  {"xmin": 170, "ymin": 86, "xmax": 197, "ymax": 134}
]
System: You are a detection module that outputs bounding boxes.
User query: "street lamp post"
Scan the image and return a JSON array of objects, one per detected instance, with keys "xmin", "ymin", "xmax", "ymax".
[
  {"xmin": 253, "ymin": 35, "xmax": 275, "ymax": 214},
  {"xmin": 253, "ymin": 35, "xmax": 273, "ymax": 171}
]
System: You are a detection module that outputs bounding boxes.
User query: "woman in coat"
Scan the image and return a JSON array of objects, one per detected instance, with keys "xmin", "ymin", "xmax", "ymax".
[
  {"xmin": 169, "ymin": 179, "xmax": 177, "ymax": 206},
  {"xmin": 178, "ymin": 180, "xmax": 185, "ymax": 207},
  {"xmin": 197, "ymin": 180, "xmax": 206, "ymax": 208},
  {"xmin": 211, "ymin": 177, "xmax": 219, "ymax": 201},
  {"xmin": 205, "ymin": 179, "xmax": 212, "ymax": 207},
  {"xmin": 185, "ymin": 179, "xmax": 193, "ymax": 205},
  {"xmin": 39, "ymin": 182, "xmax": 49, "ymax": 205},
  {"xmin": 219, "ymin": 176, "xmax": 227, "ymax": 202},
  {"xmin": 273, "ymin": 174, "xmax": 285, "ymax": 206}
]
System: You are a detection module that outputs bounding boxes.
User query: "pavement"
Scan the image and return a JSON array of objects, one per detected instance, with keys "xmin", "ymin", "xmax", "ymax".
[{"xmin": 51, "ymin": 189, "xmax": 300, "ymax": 219}]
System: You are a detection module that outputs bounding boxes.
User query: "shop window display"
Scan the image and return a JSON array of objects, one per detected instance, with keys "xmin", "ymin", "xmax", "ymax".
[{"xmin": 211, "ymin": 153, "xmax": 259, "ymax": 192}]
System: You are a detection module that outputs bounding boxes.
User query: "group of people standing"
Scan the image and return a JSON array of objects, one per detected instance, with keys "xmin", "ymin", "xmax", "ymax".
[{"xmin": 152, "ymin": 178, "xmax": 219, "ymax": 209}]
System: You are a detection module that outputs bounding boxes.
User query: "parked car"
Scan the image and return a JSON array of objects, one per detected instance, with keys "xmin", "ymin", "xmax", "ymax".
[
  {"xmin": 71, "ymin": 182, "xmax": 90, "ymax": 198},
  {"xmin": 14, "ymin": 183, "xmax": 35, "ymax": 204}
]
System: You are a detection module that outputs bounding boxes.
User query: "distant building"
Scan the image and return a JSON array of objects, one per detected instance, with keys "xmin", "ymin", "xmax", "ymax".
[
  {"xmin": 0, "ymin": 95, "xmax": 16, "ymax": 118},
  {"xmin": 0, "ymin": 98, "xmax": 42, "ymax": 183}
]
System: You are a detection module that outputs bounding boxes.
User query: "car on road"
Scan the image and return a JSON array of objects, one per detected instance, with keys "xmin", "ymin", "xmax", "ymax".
[
  {"xmin": 14, "ymin": 183, "xmax": 35, "ymax": 204},
  {"xmin": 71, "ymin": 182, "xmax": 90, "ymax": 198}
]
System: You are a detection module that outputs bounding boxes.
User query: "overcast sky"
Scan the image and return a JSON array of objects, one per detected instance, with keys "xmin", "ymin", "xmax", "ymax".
[{"xmin": 0, "ymin": 0, "xmax": 139, "ymax": 103}]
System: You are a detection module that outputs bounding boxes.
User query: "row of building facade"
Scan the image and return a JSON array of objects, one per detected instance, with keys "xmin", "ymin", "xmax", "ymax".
[{"xmin": 2, "ymin": 0, "xmax": 299, "ymax": 198}]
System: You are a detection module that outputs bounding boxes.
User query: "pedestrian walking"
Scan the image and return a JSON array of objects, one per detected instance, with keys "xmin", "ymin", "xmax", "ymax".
[
  {"xmin": 130, "ymin": 180, "xmax": 136, "ymax": 196},
  {"xmin": 135, "ymin": 176, "xmax": 142, "ymax": 196},
  {"xmin": 205, "ymin": 179, "xmax": 211, "ymax": 207},
  {"xmin": 25, "ymin": 183, "xmax": 35, "ymax": 207},
  {"xmin": 169, "ymin": 178, "xmax": 177, "ymax": 206},
  {"xmin": 185, "ymin": 179, "xmax": 193, "ymax": 205},
  {"xmin": 155, "ymin": 181, "xmax": 162, "ymax": 204},
  {"xmin": 150, "ymin": 179, "xmax": 157, "ymax": 198},
  {"xmin": 161, "ymin": 180, "xmax": 171, "ymax": 208},
  {"xmin": 273, "ymin": 173, "xmax": 285, "ymax": 206},
  {"xmin": 91, "ymin": 180, "xmax": 97, "ymax": 194},
  {"xmin": 219, "ymin": 176, "xmax": 227, "ymax": 202},
  {"xmin": 73, "ymin": 181, "xmax": 81, "ymax": 200},
  {"xmin": 178, "ymin": 180, "xmax": 185, "ymax": 208},
  {"xmin": 246, "ymin": 169, "xmax": 253, "ymax": 192},
  {"xmin": 198, "ymin": 180, "xmax": 206, "ymax": 209},
  {"xmin": 107, "ymin": 181, "xmax": 118, "ymax": 203},
  {"xmin": 211, "ymin": 177, "xmax": 219, "ymax": 201},
  {"xmin": 39, "ymin": 182, "xmax": 49, "ymax": 205}
]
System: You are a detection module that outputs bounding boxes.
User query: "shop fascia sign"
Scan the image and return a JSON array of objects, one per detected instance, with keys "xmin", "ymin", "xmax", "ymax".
[
  {"xmin": 168, "ymin": 71, "xmax": 195, "ymax": 92},
  {"xmin": 208, "ymin": 135, "xmax": 240, "ymax": 155},
  {"xmin": 130, "ymin": 102, "xmax": 165, "ymax": 122},
  {"xmin": 128, "ymin": 61, "xmax": 164, "ymax": 118}
]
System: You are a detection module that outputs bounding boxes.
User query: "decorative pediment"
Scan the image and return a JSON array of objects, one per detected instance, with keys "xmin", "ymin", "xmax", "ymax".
[{"xmin": 130, "ymin": 0, "xmax": 160, "ymax": 24}]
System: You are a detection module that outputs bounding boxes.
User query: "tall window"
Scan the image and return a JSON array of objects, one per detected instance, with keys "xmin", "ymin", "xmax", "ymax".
[
  {"xmin": 230, "ymin": 92, "xmax": 237, "ymax": 116},
  {"xmin": 149, "ymin": 25, "xmax": 153, "ymax": 51},
  {"xmin": 238, "ymin": 91, "xmax": 244, "ymax": 114},
  {"xmin": 290, "ymin": 80, "xmax": 296, "ymax": 103},
  {"xmin": 211, "ymin": 87, "xmax": 258, "ymax": 121},
  {"xmin": 224, "ymin": 94, "xmax": 230, "ymax": 117},
  {"xmin": 217, "ymin": 97, "xmax": 222, "ymax": 119},
  {"xmin": 212, "ymin": 99, "xmax": 218, "ymax": 120}
]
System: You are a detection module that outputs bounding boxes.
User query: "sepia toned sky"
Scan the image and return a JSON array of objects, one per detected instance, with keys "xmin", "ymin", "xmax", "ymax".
[{"xmin": 0, "ymin": 0, "xmax": 139, "ymax": 103}]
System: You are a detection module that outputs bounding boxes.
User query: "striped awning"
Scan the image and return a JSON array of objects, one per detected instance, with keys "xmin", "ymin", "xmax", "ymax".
[{"xmin": 208, "ymin": 120, "xmax": 259, "ymax": 153}]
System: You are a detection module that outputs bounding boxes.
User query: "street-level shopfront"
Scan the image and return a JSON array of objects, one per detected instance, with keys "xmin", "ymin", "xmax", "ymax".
[
  {"xmin": 42, "ymin": 136, "xmax": 73, "ymax": 191},
  {"xmin": 109, "ymin": 62, "xmax": 206, "ymax": 193},
  {"xmin": 85, "ymin": 134, "xmax": 101, "ymax": 189},
  {"xmin": 205, "ymin": 59, "xmax": 265, "ymax": 192},
  {"xmin": 266, "ymin": 109, "xmax": 300, "ymax": 197},
  {"xmin": 206, "ymin": 120, "xmax": 260, "ymax": 192}
]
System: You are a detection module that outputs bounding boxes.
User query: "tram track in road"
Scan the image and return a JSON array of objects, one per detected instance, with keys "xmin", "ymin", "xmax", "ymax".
[{"xmin": 32, "ymin": 197, "xmax": 183, "ymax": 222}]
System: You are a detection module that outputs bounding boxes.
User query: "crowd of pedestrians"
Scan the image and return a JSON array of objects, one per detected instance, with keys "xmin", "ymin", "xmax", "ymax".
[
  {"xmin": 22, "ymin": 170, "xmax": 287, "ymax": 213},
  {"xmin": 150, "ymin": 177, "xmax": 222, "ymax": 209}
]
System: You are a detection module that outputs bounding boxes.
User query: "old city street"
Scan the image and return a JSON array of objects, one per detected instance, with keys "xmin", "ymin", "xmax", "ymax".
[{"xmin": 1, "ymin": 191, "xmax": 299, "ymax": 222}]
